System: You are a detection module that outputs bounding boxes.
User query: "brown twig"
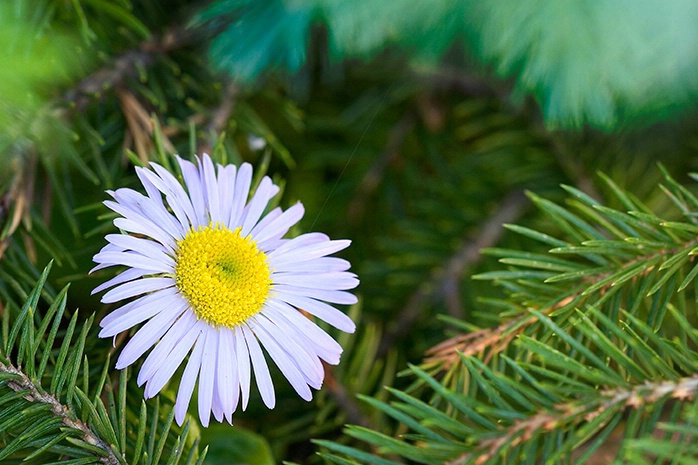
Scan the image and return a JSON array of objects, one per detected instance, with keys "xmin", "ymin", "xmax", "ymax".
[
  {"xmin": 378, "ymin": 191, "xmax": 529, "ymax": 357},
  {"xmin": 0, "ymin": 362, "xmax": 121, "ymax": 465},
  {"xmin": 446, "ymin": 375, "xmax": 698, "ymax": 465}
]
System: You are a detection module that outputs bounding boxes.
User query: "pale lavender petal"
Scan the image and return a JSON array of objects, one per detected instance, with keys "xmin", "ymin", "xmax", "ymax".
[
  {"xmin": 271, "ymin": 272, "xmax": 358, "ymax": 290},
  {"xmin": 198, "ymin": 326, "xmax": 219, "ymax": 427},
  {"xmin": 144, "ymin": 319, "xmax": 203, "ymax": 398},
  {"xmin": 228, "ymin": 163, "xmax": 252, "ymax": 228},
  {"xmin": 241, "ymin": 325, "xmax": 275, "ymax": 409},
  {"xmin": 217, "ymin": 164, "xmax": 236, "ymax": 220},
  {"xmin": 111, "ymin": 189, "xmax": 184, "ymax": 238},
  {"xmin": 234, "ymin": 326, "xmax": 251, "ymax": 410},
  {"xmin": 268, "ymin": 233, "xmax": 329, "ymax": 257},
  {"xmin": 113, "ymin": 218, "xmax": 177, "ymax": 250},
  {"xmin": 99, "ymin": 289, "xmax": 184, "ymax": 337},
  {"xmin": 175, "ymin": 329, "xmax": 206, "ymax": 425},
  {"xmin": 92, "ymin": 268, "xmax": 150, "ymax": 295},
  {"xmin": 253, "ymin": 315, "xmax": 324, "ymax": 387},
  {"xmin": 272, "ymin": 284, "xmax": 357, "ymax": 305},
  {"xmin": 240, "ymin": 177, "xmax": 274, "ymax": 237},
  {"xmin": 268, "ymin": 239, "xmax": 351, "ymax": 267},
  {"xmin": 250, "ymin": 319, "xmax": 313, "ymax": 400},
  {"xmin": 101, "ymin": 277, "xmax": 175, "ymax": 303},
  {"xmin": 272, "ymin": 257, "xmax": 351, "ymax": 274},
  {"xmin": 104, "ymin": 234, "xmax": 175, "ymax": 267},
  {"xmin": 211, "ymin": 373, "xmax": 225, "ymax": 423},
  {"xmin": 201, "ymin": 155, "xmax": 222, "ymax": 224},
  {"xmin": 179, "ymin": 157, "xmax": 208, "ymax": 227},
  {"xmin": 253, "ymin": 203, "xmax": 304, "ymax": 248},
  {"xmin": 116, "ymin": 302, "xmax": 188, "ymax": 369},
  {"xmin": 92, "ymin": 250, "xmax": 173, "ymax": 274},
  {"xmin": 272, "ymin": 291, "xmax": 356, "ymax": 333},
  {"xmin": 265, "ymin": 300, "xmax": 343, "ymax": 364},
  {"xmin": 217, "ymin": 327, "xmax": 239, "ymax": 423},
  {"xmin": 138, "ymin": 310, "xmax": 197, "ymax": 386},
  {"xmin": 150, "ymin": 161, "xmax": 199, "ymax": 225},
  {"xmin": 104, "ymin": 199, "xmax": 177, "ymax": 247}
]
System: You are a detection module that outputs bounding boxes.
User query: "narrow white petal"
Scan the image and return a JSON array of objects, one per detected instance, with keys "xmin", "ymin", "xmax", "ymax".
[
  {"xmin": 265, "ymin": 300, "xmax": 343, "ymax": 364},
  {"xmin": 116, "ymin": 302, "xmax": 187, "ymax": 369},
  {"xmin": 150, "ymin": 162, "xmax": 198, "ymax": 225},
  {"xmin": 198, "ymin": 326, "xmax": 219, "ymax": 427},
  {"xmin": 241, "ymin": 325, "xmax": 275, "ymax": 409},
  {"xmin": 217, "ymin": 327, "xmax": 239, "ymax": 423},
  {"xmin": 268, "ymin": 233, "xmax": 329, "ymax": 257},
  {"xmin": 273, "ymin": 291, "xmax": 356, "ymax": 333},
  {"xmin": 136, "ymin": 167, "xmax": 165, "ymax": 208},
  {"xmin": 113, "ymin": 218, "xmax": 177, "ymax": 251},
  {"xmin": 175, "ymin": 329, "xmax": 206, "ymax": 425},
  {"xmin": 93, "ymin": 250, "xmax": 173, "ymax": 274},
  {"xmin": 138, "ymin": 310, "xmax": 197, "ymax": 386},
  {"xmin": 272, "ymin": 257, "xmax": 351, "ymax": 274},
  {"xmin": 268, "ymin": 239, "xmax": 352, "ymax": 267},
  {"xmin": 249, "ymin": 207, "xmax": 282, "ymax": 245},
  {"xmin": 217, "ymin": 164, "xmax": 236, "ymax": 221},
  {"xmin": 272, "ymin": 284, "xmax": 358, "ymax": 305},
  {"xmin": 250, "ymin": 320, "xmax": 313, "ymax": 400},
  {"xmin": 111, "ymin": 189, "xmax": 184, "ymax": 238},
  {"xmin": 234, "ymin": 326, "xmax": 251, "ymax": 410},
  {"xmin": 179, "ymin": 157, "xmax": 208, "ymax": 227},
  {"xmin": 105, "ymin": 234, "xmax": 175, "ymax": 268},
  {"xmin": 101, "ymin": 277, "xmax": 175, "ymax": 303},
  {"xmin": 253, "ymin": 203, "xmax": 304, "ymax": 247},
  {"xmin": 99, "ymin": 288, "xmax": 184, "ymax": 337},
  {"xmin": 211, "ymin": 372, "xmax": 225, "ymax": 423},
  {"xmin": 228, "ymin": 163, "xmax": 252, "ymax": 228},
  {"xmin": 271, "ymin": 272, "xmax": 359, "ymax": 291},
  {"xmin": 143, "ymin": 164, "xmax": 197, "ymax": 228},
  {"xmin": 201, "ymin": 155, "xmax": 222, "ymax": 224},
  {"xmin": 240, "ymin": 177, "xmax": 274, "ymax": 237},
  {"xmin": 92, "ymin": 268, "xmax": 150, "ymax": 295},
  {"xmin": 145, "ymin": 319, "xmax": 203, "ymax": 398},
  {"xmin": 105, "ymin": 199, "xmax": 178, "ymax": 247},
  {"xmin": 254, "ymin": 314, "xmax": 324, "ymax": 386}
]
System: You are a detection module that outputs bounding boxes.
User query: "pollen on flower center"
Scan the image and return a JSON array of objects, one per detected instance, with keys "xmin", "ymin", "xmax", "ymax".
[{"xmin": 175, "ymin": 223, "xmax": 271, "ymax": 328}]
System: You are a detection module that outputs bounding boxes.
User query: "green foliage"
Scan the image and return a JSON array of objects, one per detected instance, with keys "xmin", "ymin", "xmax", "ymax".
[{"xmin": 318, "ymin": 169, "xmax": 698, "ymax": 464}]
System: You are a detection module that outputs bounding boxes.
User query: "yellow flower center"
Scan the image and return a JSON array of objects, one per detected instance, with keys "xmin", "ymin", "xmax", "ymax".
[{"xmin": 175, "ymin": 223, "xmax": 271, "ymax": 328}]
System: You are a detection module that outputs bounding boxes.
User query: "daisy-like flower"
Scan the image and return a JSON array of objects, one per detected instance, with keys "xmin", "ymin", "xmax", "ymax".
[{"xmin": 92, "ymin": 154, "xmax": 358, "ymax": 426}]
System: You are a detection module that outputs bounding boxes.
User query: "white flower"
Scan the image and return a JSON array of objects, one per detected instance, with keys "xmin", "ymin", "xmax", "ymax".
[{"xmin": 92, "ymin": 154, "xmax": 357, "ymax": 426}]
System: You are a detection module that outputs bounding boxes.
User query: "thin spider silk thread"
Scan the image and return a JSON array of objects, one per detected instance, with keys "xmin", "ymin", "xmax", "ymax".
[{"xmin": 310, "ymin": 76, "xmax": 397, "ymax": 229}]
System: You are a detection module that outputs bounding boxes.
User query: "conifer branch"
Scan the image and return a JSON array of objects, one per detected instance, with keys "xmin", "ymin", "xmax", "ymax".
[
  {"xmin": 0, "ymin": 361, "xmax": 121, "ymax": 465},
  {"xmin": 446, "ymin": 375, "xmax": 698, "ymax": 465}
]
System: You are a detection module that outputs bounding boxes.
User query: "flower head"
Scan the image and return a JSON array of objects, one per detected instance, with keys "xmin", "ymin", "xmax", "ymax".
[{"xmin": 92, "ymin": 154, "xmax": 357, "ymax": 426}]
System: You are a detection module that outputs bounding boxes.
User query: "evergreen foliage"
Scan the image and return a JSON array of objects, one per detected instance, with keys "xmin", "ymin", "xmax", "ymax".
[{"xmin": 2, "ymin": 1, "xmax": 698, "ymax": 464}]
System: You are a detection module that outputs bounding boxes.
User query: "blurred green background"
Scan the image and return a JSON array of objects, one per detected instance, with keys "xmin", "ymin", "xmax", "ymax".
[{"xmin": 2, "ymin": 0, "xmax": 698, "ymax": 463}]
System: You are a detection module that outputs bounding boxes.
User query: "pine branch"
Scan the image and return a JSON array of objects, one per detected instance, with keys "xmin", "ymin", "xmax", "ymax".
[{"xmin": 0, "ymin": 361, "xmax": 121, "ymax": 465}]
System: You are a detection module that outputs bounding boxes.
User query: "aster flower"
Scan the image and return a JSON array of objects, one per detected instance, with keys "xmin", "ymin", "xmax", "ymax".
[{"xmin": 91, "ymin": 154, "xmax": 358, "ymax": 426}]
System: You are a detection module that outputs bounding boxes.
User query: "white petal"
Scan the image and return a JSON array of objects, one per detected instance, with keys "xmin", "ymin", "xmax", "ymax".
[
  {"xmin": 144, "ymin": 319, "xmax": 203, "ymax": 398},
  {"xmin": 198, "ymin": 326, "xmax": 219, "ymax": 427},
  {"xmin": 272, "ymin": 257, "xmax": 351, "ymax": 274},
  {"xmin": 179, "ymin": 157, "xmax": 208, "ymax": 227},
  {"xmin": 104, "ymin": 234, "xmax": 175, "ymax": 268},
  {"xmin": 241, "ymin": 325, "xmax": 275, "ymax": 409},
  {"xmin": 138, "ymin": 310, "xmax": 197, "ymax": 386},
  {"xmin": 217, "ymin": 164, "xmax": 236, "ymax": 221},
  {"xmin": 241, "ymin": 177, "xmax": 274, "ymax": 237},
  {"xmin": 273, "ymin": 291, "xmax": 356, "ymax": 333},
  {"xmin": 150, "ymin": 161, "xmax": 198, "ymax": 224},
  {"xmin": 99, "ymin": 288, "xmax": 184, "ymax": 337},
  {"xmin": 272, "ymin": 284, "xmax": 357, "ymax": 305},
  {"xmin": 228, "ymin": 163, "xmax": 252, "ymax": 228},
  {"xmin": 271, "ymin": 272, "xmax": 358, "ymax": 291},
  {"xmin": 234, "ymin": 326, "xmax": 251, "ymax": 410},
  {"xmin": 265, "ymin": 300, "xmax": 343, "ymax": 364},
  {"xmin": 116, "ymin": 302, "xmax": 187, "ymax": 369},
  {"xmin": 217, "ymin": 327, "xmax": 239, "ymax": 423},
  {"xmin": 111, "ymin": 189, "xmax": 184, "ymax": 238},
  {"xmin": 104, "ymin": 199, "xmax": 178, "ymax": 248},
  {"xmin": 175, "ymin": 328, "xmax": 206, "ymax": 425},
  {"xmin": 254, "ymin": 314, "xmax": 324, "ymax": 387},
  {"xmin": 250, "ymin": 319, "xmax": 313, "ymax": 400},
  {"xmin": 201, "ymin": 155, "xmax": 222, "ymax": 224},
  {"xmin": 268, "ymin": 239, "xmax": 351, "ymax": 267},
  {"xmin": 92, "ymin": 250, "xmax": 173, "ymax": 274},
  {"xmin": 101, "ymin": 277, "xmax": 175, "ymax": 303},
  {"xmin": 92, "ymin": 268, "xmax": 150, "ymax": 295},
  {"xmin": 112, "ymin": 218, "xmax": 177, "ymax": 251},
  {"xmin": 253, "ymin": 203, "xmax": 304, "ymax": 247},
  {"xmin": 268, "ymin": 233, "xmax": 329, "ymax": 257}
]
